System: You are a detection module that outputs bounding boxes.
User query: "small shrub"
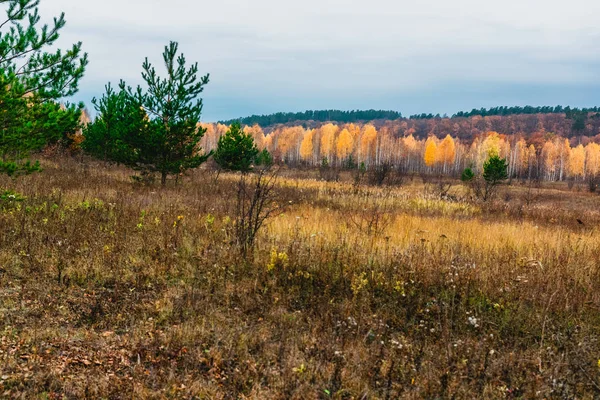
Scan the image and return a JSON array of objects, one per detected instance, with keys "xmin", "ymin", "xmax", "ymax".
[
  {"xmin": 255, "ymin": 149, "xmax": 273, "ymax": 167},
  {"xmin": 425, "ymin": 175, "xmax": 453, "ymax": 199},
  {"xmin": 462, "ymin": 156, "xmax": 508, "ymax": 201},
  {"xmin": 367, "ymin": 162, "xmax": 393, "ymax": 186},
  {"xmin": 588, "ymin": 176, "xmax": 599, "ymax": 193},
  {"xmin": 0, "ymin": 189, "xmax": 26, "ymax": 205},
  {"xmin": 131, "ymin": 171, "xmax": 156, "ymax": 186},
  {"xmin": 347, "ymin": 190, "xmax": 394, "ymax": 237},
  {"xmin": 461, "ymin": 167, "xmax": 475, "ymax": 182},
  {"xmin": 319, "ymin": 157, "xmax": 339, "ymax": 182}
]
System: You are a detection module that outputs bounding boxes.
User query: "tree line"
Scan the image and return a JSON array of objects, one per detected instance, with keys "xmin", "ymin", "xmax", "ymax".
[
  {"xmin": 226, "ymin": 109, "xmax": 600, "ymax": 141},
  {"xmin": 220, "ymin": 109, "xmax": 403, "ymax": 127},
  {"xmin": 453, "ymin": 105, "xmax": 600, "ymax": 119},
  {"xmin": 220, "ymin": 106, "xmax": 600, "ymax": 134}
]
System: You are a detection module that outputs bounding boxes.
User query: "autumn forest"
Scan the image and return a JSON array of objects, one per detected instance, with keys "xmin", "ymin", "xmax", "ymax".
[{"xmin": 202, "ymin": 109, "xmax": 600, "ymax": 182}]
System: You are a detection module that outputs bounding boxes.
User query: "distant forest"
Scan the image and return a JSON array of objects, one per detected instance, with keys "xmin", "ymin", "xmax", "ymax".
[
  {"xmin": 222, "ymin": 106, "xmax": 600, "ymax": 132},
  {"xmin": 220, "ymin": 110, "xmax": 402, "ymax": 126},
  {"xmin": 413, "ymin": 105, "xmax": 600, "ymax": 119}
]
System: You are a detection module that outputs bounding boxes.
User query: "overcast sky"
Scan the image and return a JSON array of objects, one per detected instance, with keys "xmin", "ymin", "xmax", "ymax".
[{"xmin": 39, "ymin": 0, "xmax": 600, "ymax": 122}]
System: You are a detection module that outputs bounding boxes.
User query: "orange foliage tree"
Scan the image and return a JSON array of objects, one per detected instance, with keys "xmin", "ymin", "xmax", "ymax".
[
  {"xmin": 568, "ymin": 144, "xmax": 585, "ymax": 179},
  {"xmin": 320, "ymin": 123, "xmax": 338, "ymax": 163},
  {"xmin": 359, "ymin": 125, "xmax": 377, "ymax": 166},
  {"xmin": 585, "ymin": 142, "xmax": 600, "ymax": 179},
  {"xmin": 424, "ymin": 137, "xmax": 438, "ymax": 168},
  {"xmin": 437, "ymin": 135, "xmax": 456, "ymax": 173},
  {"xmin": 300, "ymin": 129, "xmax": 315, "ymax": 164},
  {"xmin": 336, "ymin": 128, "xmax": 354, "ymax": 164}
]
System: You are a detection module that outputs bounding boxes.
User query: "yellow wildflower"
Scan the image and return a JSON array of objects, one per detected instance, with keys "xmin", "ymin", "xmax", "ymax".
[{"xmin": 266, "ymin": 248, "xmax": 288, "ymax": 272}]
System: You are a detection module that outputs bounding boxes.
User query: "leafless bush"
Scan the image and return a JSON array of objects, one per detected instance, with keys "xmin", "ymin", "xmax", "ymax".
[
  {"xmin": 347, "ymin": 189, "xmax": 394, "ymax": 237},
  {"xmin": 234, "ymin": 166, "xmax": 284, "ymax": 256},
  {"xmin": 352, "ymin": 165, "xmax": 367, "ymax": 194},
  {"xmin": 424, "ymin": 175, "xmax": 453, "ymax": 199},
  {"xmin": 387, "ymin": 165, "xmax": 405, "ymax": 187},
  {"xmin": 464, "ymin": 176, "xmax": 506, "ymax": 202},
  {"xmin": 365, "ymin": 162, "xmax": 405, "ymax": 187},
  {"xmin": 318, "ymin": 160, "xmax": 339, "ymax": 182},
  {"xmin": 200, "ymin": 158, "xmax": 222, "ymax": 184},
  {"xmin": 420, "ymin": 172, "xmax": 432, "ymax": 185},
  {"xmin": 524, "ymin": 178, "xmax": 542, "ymax": 206},
  {"xmin": 367, "ymin": 162, "xmax": 392, "ymax": 186},
  {"xmin": 131, "ymin": 170, "xmax": 156, "ymax": 186},
  {"xmin": 588, "ymin": 176, "xmax": 599, "ymax": 193}
]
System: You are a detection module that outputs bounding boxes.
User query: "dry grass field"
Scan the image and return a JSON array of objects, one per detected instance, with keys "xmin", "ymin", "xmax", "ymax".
[{"xmin": 2, "ymin": 157, "xmax": 600, "ymax": 399}]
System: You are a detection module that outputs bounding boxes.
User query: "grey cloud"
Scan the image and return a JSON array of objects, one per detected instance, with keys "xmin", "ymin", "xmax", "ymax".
[{"xmin": 34, "ymin": 0, "xmax": 600, "ymax": 121}]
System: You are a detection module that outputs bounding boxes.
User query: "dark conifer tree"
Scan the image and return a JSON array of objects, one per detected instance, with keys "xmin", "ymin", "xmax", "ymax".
[
  {"xmin": 214, "ymin": 122, "xmax": 259, "ymax": 173},
  {"xmin": 84, "ymin": 42, "xmax": 211, "ymax": 186},
  {"xmin": 0, "ymin": 0, "xmax": 88, "ymax": 176}
]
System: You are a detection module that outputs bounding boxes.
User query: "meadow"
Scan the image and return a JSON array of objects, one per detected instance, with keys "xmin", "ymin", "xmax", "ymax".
[{"xmin": 1, "ymin": 157, "xmax": 600, "ymax": 399}]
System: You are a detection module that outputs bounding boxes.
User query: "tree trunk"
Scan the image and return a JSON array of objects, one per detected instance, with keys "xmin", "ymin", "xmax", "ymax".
[{"xmin": 161, "ymin": 171, "xmax": 167, "ymax": 186}]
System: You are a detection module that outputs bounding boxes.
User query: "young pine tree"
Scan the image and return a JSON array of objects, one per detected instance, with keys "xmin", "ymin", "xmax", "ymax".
[
  {"xmin": 461, "ymin": 167, "xmax": 475, "ymax": 182},
  {"xmin": 0, "ymin": 76, "xmax": 42, "ymax": 175},
  {"xmin": 0, "ymin": 0, "xmax": 87, "ymax": 176},
  {"xmin": 461, "ymin": 156, "xmax": 508, "ymax": 201},
  {"xmin": 481, "ymin": 155, "xmax": 508, "ymax": 201},
  {"xmin": 132, "ymin": 41, "xmax": 211, "ymax": 185},
  {"xmin": 83, "ymin": 42, "xmax": 211, "ymax": 186},
  {"xmin": 483, "ymin": 155, "xmax": 508, "ymax": 187},
  {"xmin": 83, "ymin": 81, "xmax": 147, "ymax": 164},
  {"xmin": 214, "ymin": 122, "xmax": 259, "ymax": 173},
  {"xmin": 255, "ymin": 148, "xmax": 273, "ymax": 167}
]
